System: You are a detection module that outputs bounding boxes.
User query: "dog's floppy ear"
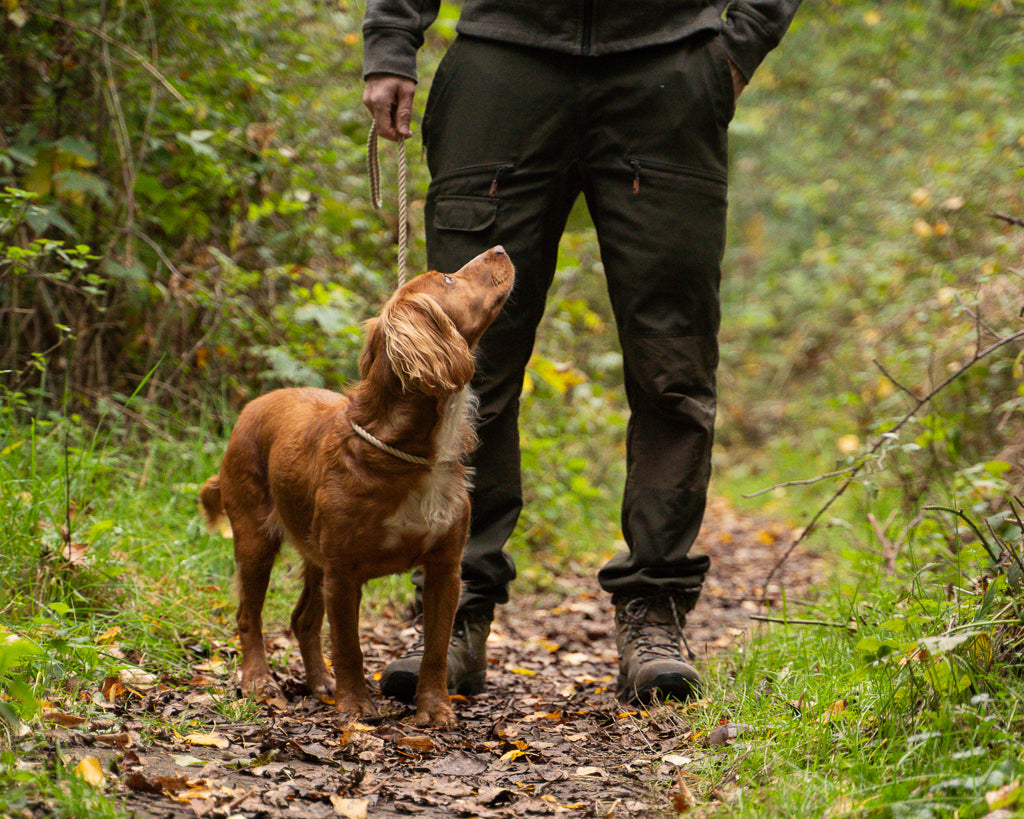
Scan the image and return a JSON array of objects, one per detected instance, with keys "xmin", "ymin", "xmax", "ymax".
[
  {"xmin": 380, "ymin": 292, "xmax": 474, "ymax": 395},
  {"xmin": 358, "ymin": 316, "xmax": 383, "ymax": 380}
]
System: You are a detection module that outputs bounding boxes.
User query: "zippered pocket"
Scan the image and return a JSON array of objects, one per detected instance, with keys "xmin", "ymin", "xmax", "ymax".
[
  {"xmin": 431, "ymin": 162, "xmax": 516, "ymax": 197},
  {"xmin": 627, "ymin": 158, "xmax": 727, "ymax": 194}
]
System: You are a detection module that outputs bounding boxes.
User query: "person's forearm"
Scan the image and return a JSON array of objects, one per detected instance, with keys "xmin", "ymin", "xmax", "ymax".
[
  {"xmin": 362, "ymin": 0, "xmax": 442, "ymax": 82},
  {"xmin": 720, "ymin": 0, "xmax": 802, "ymax": 81}
]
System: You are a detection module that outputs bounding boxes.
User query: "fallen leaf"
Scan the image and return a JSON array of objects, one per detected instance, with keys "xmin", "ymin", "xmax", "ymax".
[
  {"xmin": 92, "ymin": 732, "xmax": 131, "ymax": 748},
  {"xmin": 671, "ymin": 771, "xmax": 696, "ymax": 813},
  {"xmin": 42, "ymin": 711, "xmax": 87, "ymax": 728},
  {"xmin": 574, "ymin": 766, "xmax": 606, "ymax": 777},
  {"xmin": 330, "ymin": 796, "xmax": 369, "ymax": 818},
  {"xmin": 171, "ymin": 754, "xmax": 208, "ymax": 767},
  {"xmin": 61, "ymin": 541, "xmax": 88, "ymax": 566},
  {"xmin": 74, "ymin": 756, "xmax": 105, "ymax": 787},
  {"xmin": 95, "ymin": 626, "xmax": 121, "ymax": 645},
  {"xmin": 510, "ymin": 667, "xmax": 537, "ymax": 677},
  {"xmin": 986, "ymin": 780, "xmax": 1023, "ymax": 810},
  {"xmin": 184, "ymin": 732, "xmax": 230, "ymax": 750},
  {"xmin": 707, "ymin": 722, "xmax": 753, "ymax": 747},
  {"xmin": 101, "ymin": 676, "xmax": 127, "ymax": 702},
  {"xmin": 663, "ymin": 754, "xmax": 693, "ymax": 767},
  {"xmin": 395, "ymin": 735, "xmax": 436, "ymax": 754}
]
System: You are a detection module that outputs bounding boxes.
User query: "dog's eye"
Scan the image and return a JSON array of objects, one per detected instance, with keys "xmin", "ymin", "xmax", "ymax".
[{"xmin": 443, "ymin": 275, "xmax": 453, "ymax": 285}]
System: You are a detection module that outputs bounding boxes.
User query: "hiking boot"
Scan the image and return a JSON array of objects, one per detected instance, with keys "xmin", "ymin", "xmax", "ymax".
[
  {"xmin": 380, "ymin": 613, "xmax": 491, "ymax": 703},
  {"xmin": 614, "ymin": 593, "xmax": 702, "ymax": 704}
]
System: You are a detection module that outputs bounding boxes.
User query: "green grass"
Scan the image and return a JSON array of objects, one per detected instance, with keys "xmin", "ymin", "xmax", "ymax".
[{"xmin": 691, "ymin": 564, "xmax": 1024, "ymax": 818}]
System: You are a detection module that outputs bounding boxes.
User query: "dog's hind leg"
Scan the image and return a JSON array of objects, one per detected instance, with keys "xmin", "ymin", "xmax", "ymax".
[
  {"xmin": 291, "ymin": 560, "xmax": 334, "ymax": 697},
  {"xmin": 231, "ymin": 509, "xmax": 282, "ymax": 697}
]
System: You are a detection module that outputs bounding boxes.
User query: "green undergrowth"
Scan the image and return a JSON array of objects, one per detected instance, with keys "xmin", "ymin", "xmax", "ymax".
[{"xmin": 688, "ymin": 526, "xmax": 1024, "ymax": 818}]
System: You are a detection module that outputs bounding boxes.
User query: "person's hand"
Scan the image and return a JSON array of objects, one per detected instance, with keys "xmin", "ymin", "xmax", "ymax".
[
  {"xmin": 727, "ymin": 59, "xmax": 747, "ymax": 102},
  {"xmin": 363, "ymin": 73, "xmax": 416, "ymax": 141}
]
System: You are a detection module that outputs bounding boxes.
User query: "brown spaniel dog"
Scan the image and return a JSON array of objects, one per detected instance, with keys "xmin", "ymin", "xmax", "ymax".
[{"xmin": 200, "ymin": 247, "xmax": 514, "ymax": 727}]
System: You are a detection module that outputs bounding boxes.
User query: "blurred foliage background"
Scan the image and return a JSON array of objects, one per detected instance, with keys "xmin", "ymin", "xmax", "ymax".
[{"xmin": 1, "ymin": 0, "xmax": 1023, "ymax": 565}]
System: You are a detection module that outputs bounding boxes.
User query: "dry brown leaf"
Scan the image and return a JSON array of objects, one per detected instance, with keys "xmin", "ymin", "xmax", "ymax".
[
  {"xmin": 42, "ymin": 711, "xmax": 87, "ymax": 728},
  {"xmin": 330, "ymin": 796, "xmax": 369, "ymax": 818},
  {"xmin": 101, "ymin": 676, "xmax": 127, "ymax": 702},
  {"xmin": 671, "ymin": 771, "xmax": 697, "ymax": 813},
  {"xmin": 61, "ymin": 541, "xmax": 88, "ymax": 566},
  {"xmin": 396, "ymin": 735, "xmax": 436, "ymax": 753}
]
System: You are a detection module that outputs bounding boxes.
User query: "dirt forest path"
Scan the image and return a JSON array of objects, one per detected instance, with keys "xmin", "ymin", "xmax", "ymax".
[{"xmin": 40, "ymin": 498, "xmax": 823, "ymax": 819}]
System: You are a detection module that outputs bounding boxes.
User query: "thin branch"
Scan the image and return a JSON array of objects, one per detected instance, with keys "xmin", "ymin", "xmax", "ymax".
[
  {"xmin": 25, "ymin": 7, "xmax": 188, "ymax": 106},
  {"xmin": 743, "ymin": 464, "xmax": 859, "ymax": 498},
  {"xmin": 762, "ymin": 326, "xmax": 1024, "ymax": 593},
  {"xmin": 990, "ymin": 212, "xmax": 1024, "ymax": 229},
  {"xmin": 873, "ymin": 358, "xmax": 922, "ymax": 402},
  {"xmin": 749, "ymin": 615, "xmax": 854, "ymax": 630}
]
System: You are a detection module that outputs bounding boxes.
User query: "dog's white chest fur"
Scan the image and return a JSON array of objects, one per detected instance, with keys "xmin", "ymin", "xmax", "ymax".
[{"xmin": 383, "ymin": 389, "xmax": 475, "ymax": 540}]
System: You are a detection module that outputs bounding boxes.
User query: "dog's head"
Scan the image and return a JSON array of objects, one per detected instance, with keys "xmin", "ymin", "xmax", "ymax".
[{"xmin": 360, "ymin": 246, "xmax": 515, "ymax": 396}]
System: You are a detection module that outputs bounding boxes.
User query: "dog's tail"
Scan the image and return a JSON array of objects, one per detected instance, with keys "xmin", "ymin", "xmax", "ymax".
[{"xmin": 199, "ymin": 475, "xmax": 225, "ymax": 530}]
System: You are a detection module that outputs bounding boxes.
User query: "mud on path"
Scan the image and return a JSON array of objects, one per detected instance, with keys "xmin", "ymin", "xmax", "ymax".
[{"xmin": 26, "ymin": 498, "xmax": 822, "ymax": 819}]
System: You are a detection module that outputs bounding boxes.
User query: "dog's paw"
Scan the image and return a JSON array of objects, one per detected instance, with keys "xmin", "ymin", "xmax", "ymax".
[
  {"xmin": 307, "ymin": 673, "xmax": 336, "ymax": 700},
  {"xmin": 334, "ymin": 692, "xmax": 377, "ymax": 724},
  {"xmin": 411, "ymin": 697, "xmax": 457, "ymax": 729},
  {"xmin": 240, "ymin": 673, "xmax": 283, "ymax": 700}
]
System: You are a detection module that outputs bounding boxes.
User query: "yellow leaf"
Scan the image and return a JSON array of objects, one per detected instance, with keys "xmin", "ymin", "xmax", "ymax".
[
  {"xmin": 184, "ymin": 732, "xmax": 230, "ymax": 749},
  {"xmin": 74, "ymin": 757, "xmax": 105, "ymax": 787},
  {"xmin": 510, "ymin": 667, "xmax": 537, "ymax": 677},
  {"xmin": 863, "ymin": 10, "xmax": 881, "ymax": 26}
]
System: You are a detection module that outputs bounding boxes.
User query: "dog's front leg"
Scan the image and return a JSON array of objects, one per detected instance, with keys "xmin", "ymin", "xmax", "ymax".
[
  {"xmin": 414, "ymin": 549, "xmax": 462, "ymax": 728},
  {"xmin": 324, "ymin": 566, "xmax": 376, "ymax": 723}
]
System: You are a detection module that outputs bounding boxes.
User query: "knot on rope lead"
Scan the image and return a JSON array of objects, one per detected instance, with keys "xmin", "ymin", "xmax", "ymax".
[{"xmin": 367, "ymin": 120, "xmax": 409, "ymax": 288}]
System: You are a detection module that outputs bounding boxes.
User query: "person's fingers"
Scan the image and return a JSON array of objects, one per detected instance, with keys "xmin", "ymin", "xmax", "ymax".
[
  {"xmin": 362, "ymin": 75, "xmax": 416, "ymax": 141},
  {"xmin": 393, "ymin": 81, "xmax": 415, "ymax": 140}
]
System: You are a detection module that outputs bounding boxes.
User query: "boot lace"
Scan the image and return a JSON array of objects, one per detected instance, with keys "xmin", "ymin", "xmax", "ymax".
[
  {"xmin": 400, "ymin": 616, "xmax": 477, "ymax": 661},
  {"xmin": 619, "ymin": 594, "xmax": 696, "ymax": 662}
]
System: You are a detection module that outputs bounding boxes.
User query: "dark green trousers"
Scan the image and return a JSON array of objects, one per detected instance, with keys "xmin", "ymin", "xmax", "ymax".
[{"xmin": 422, "ymin": 32, "xmax": 734, "ymax": 615}]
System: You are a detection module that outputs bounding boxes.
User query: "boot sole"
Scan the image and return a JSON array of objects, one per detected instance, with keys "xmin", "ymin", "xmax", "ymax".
[{"xmin": 617, "ymin": 672, "xmax": 701, "ymax": 705}]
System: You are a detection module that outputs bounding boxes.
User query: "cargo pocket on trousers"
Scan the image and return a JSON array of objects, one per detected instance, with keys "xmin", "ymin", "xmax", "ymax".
[{"xmin": 432, "ymin": 195, "xmax": 500, "ymax": 233}]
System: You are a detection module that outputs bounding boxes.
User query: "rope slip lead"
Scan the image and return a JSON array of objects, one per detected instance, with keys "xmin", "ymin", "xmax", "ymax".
[
  {"xmin": 358, "ymin": 121, "xmax": 426, "ymax": 466},
  {"xmin": 367, "ymin": 120, "xmax": 409, "ymax": 287}
]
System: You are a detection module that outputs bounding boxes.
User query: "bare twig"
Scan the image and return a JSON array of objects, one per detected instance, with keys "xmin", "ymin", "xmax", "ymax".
[
  {"xmin": 873, "ymin": 358, "xmax": 922, "ymax": 402},
  {"xmin": 749, "ymin": 615, "xmax": 854, "ymax": 630},
  {"xmin": 743, "ymin": 465, "xmax": 859, "ymax": 498},
  {"xmin": 25, "ymin": 6, "xmax": 188, "ymax": 106},
  {"xmin": 990, "ymin": 212, "xmax": 1024, "ymax": 229},
  {"xmin": 762, "ymin": 327, "xmax": 1024, "ymax": 593}
]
